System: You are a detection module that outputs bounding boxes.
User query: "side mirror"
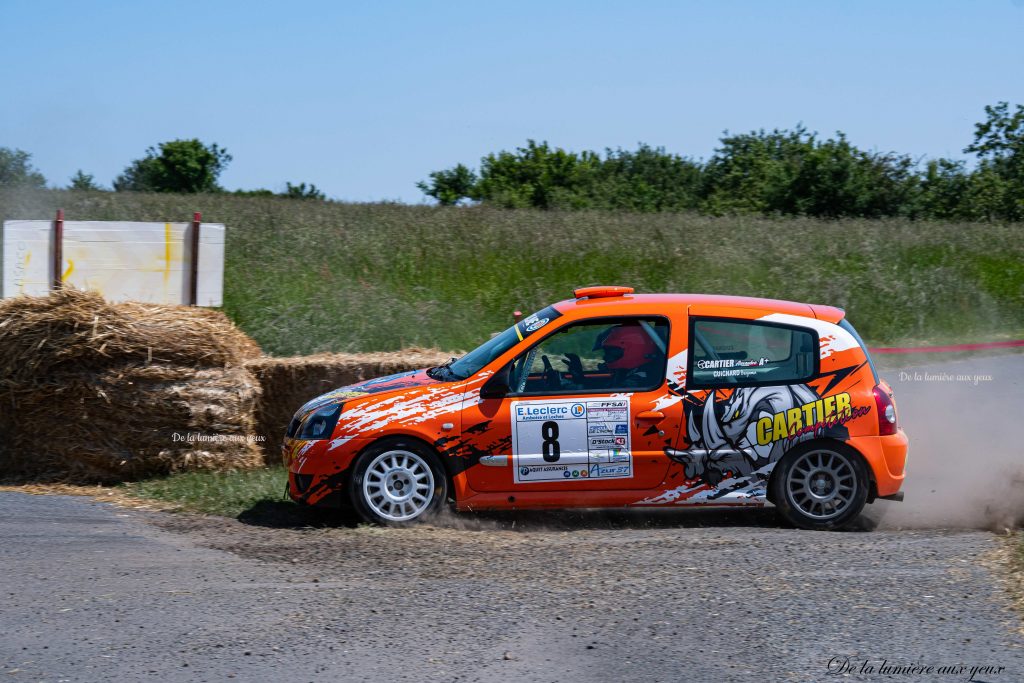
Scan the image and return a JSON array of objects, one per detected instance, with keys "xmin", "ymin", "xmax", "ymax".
[{"xmin": 480, "ymin": 363, "xmax": 512, "ymax": 399}]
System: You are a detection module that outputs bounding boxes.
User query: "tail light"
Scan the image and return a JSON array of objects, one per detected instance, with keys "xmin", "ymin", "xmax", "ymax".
[{"xmin": 872, "ymin": 385, "xmax": 898, "ymax": 436}]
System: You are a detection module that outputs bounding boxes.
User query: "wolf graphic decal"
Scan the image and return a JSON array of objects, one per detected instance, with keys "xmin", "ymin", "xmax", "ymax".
[{"xmin": 668, "ymin": 384, "xmax": 821, "ymax": 487}]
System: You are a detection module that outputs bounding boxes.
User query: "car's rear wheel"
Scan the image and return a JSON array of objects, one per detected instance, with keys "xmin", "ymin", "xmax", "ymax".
[
  {"xmin": 348, "ymin": 439, "xmax": 447, "ymax": 526},
  {"xmin": 771, "ymin": 441, "xmax": 868, "ymax": 531}
]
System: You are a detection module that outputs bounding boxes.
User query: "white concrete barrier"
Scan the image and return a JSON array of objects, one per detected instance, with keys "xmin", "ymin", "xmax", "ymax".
[{"xmin": 1, "ymin": 219, "xmax": 225, "ymax": 306}]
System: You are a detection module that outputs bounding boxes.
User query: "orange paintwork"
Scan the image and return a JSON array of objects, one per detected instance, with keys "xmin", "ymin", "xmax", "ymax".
[{"xmin": 283, "ymin": 291, "xmax": 908, "ymax": 511}]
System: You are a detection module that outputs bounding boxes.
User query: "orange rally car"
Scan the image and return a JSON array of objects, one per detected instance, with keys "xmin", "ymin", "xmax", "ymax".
[{"xmin": 282, "ymin": 287, "xmax": 908, "ymax": 530}]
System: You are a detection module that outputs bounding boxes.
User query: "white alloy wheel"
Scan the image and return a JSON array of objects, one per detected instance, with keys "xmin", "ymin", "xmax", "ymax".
[{"xmin": 361, "ymin": 449, "xmax": 436, "ymax": 522}]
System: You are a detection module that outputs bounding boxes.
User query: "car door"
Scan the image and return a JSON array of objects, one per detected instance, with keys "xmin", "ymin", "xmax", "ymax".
[
  {"xmin": 671, "ymin": 305, "xmax": 821, "ymax": 495},
  {"xmin": 462, "ymin": 315, "xmax": 682, "ymax": 493}
]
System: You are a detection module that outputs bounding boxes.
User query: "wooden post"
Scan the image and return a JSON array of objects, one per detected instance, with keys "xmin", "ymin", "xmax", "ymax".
[
  {"xmin": 189, "ymin": 212, "xmax": 201, "ymax": 305},
  {"xmin": 513, "ymin": 310, "xmax": 523, "ymax": 323},
  {"xmin": 52, "ymin": 209, "xmax": 64, "ymax": 290}
]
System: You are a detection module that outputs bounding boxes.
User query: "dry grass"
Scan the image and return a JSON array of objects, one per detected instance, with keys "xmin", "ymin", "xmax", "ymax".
[{"xmin": 0, "ymin": 483, "xmax": 181, "ymax": 511}]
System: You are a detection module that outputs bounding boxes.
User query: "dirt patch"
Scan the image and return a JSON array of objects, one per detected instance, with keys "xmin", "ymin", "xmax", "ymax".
[
  {"xmin": 988, "ymin": 532, "xmax": 1024, "ymax": 635},
  {"xmin": 0, "ymin": 483, "xmax": 180, "ymax": 511}
]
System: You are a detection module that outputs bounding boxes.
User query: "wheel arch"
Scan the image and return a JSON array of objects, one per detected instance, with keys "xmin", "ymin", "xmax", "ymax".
[{"xmin": 765, "ymin": 437, "xmax": 877, "ymax": 505}]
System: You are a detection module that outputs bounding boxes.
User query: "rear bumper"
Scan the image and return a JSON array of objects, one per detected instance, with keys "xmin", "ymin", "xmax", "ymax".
[{"xmin": 849, "ymin": 430, "xmax": 909, "ymax": 498}]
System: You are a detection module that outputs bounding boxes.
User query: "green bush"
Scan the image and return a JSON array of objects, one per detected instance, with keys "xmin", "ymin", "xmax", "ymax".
[
  {"xmin": 114, "ymin": 139, "xmax": 232, "ymax": 194},
  {"xmin": 0, "ymin": 148, "xmax": 46, "ymax": 189},
  {"xmin": 419, "ymin": 102, "xmax": 1024, "ymax": 222}
]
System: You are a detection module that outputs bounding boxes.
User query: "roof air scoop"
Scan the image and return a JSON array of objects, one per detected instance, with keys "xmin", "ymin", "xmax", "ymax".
[{"xmin": 573, "ymin": 286, "xmax": 635, "ymax": 300}]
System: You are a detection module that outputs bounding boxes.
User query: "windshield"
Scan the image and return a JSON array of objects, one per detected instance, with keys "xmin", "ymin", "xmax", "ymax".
[{"xmin": 445, "ymin": 305, "xmax": 562, "ymax": 380}]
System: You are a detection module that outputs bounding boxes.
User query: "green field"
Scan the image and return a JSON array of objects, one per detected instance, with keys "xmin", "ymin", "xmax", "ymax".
[{"xmin": 2, "ymin": 189, "xmax": 1021, "ymax": 356}]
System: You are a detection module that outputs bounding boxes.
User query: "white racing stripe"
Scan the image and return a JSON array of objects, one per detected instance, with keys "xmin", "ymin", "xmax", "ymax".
[{"xmin": 758, "ymin": 313, "xmax": 858, "ymax": 360}]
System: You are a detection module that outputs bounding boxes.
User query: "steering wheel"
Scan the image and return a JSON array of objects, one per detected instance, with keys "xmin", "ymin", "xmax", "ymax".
[
  {"xmin": 562, "ymin": 353, "xmax": 585, "ymax": 385},
  {"xmin": 541, "ymin": 355, "xmax": 561, "ymax": 389}
]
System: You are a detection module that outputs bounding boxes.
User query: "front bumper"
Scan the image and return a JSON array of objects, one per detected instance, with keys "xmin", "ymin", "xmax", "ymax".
[
  {"xmin": 282, "ymin": 436, "xmax": 367, "ymax": 507},
  {"xmin": 288, "ymin": 469, "xmax": 348, "ymax": 509}
]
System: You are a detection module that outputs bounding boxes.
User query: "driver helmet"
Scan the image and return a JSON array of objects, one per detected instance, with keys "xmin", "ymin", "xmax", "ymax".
[{"xmin": 595, "ymin": 324, "xmax": 659, "ymax": 370}]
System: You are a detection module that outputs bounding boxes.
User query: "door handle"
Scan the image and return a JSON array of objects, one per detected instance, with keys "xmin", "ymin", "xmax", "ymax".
[{"xmin": 636, "ymin": 410, "xmax": 665, "ymax": 423}]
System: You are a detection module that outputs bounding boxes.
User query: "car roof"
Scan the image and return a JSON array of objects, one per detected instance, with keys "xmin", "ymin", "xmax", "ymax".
[{"xmin": 552, "ymin": 292, "xmax": 845, "ymax": 323}]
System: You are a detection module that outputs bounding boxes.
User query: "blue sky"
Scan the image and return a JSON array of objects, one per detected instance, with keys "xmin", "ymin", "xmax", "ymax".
[{"xmin": 1, "ymin": 0, "xmax": 1021, "ymax": 202}]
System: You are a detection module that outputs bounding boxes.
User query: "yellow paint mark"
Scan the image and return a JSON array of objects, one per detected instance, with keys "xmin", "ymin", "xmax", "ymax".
[
  {"xmin": 515, "ymin": 324, "xmax": 524, "ymax": 341},
  {"xmin": 164, "ymin": 222, "xmax": 172, "ymax": 290},
  {"xmin": 61, "ymin": 259, "xmax": 75, "ymax": 282},
  {"xmin": 19, "ymin": 252, "xmax": 31, "ymax": 293}
]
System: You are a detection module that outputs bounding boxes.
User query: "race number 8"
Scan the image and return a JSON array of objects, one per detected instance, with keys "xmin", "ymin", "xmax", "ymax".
[{"xmin": 542, "ymin": 421, "xmax": 560, "ymax": 462}]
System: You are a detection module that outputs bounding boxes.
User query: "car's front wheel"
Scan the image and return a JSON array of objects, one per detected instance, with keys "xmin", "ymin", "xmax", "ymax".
[
  {"xmin": 771, "ymin": 441, "xmax": 869, "ymax": 531},
  {"xmin": 348, "ymin": 439, "xmax": 447, "ymax": 525}
]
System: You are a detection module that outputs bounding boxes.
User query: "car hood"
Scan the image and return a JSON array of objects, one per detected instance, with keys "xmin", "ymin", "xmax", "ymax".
[{"xmin": 295, "ymin": 368, "xmax": 442, "ymax": 417}]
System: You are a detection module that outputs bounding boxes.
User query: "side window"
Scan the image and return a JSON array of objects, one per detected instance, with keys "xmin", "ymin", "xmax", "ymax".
[
  {"xmin": 509, "ymin": 317, "xmax": 668, "ymax": 395},
  {"xmin": 689, "ymin": 318, "xmax": 817, "ymax": 388}
]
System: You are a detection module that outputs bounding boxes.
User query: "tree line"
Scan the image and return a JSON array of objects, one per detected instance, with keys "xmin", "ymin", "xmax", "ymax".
[
  {"xmin": 0, "ymin": 139, "xmax": 325, "ymax": 200},
  {"xmin": 3, "ymin": 102, "xmax": 1021, "ymax": 219},
  {"xmin": 418, "ymin": 102, "xmax": 1023, "ymax": 220}
]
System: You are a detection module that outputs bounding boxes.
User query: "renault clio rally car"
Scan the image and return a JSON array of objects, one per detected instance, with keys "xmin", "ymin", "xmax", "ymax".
[{"xmin": 283, "ymin": 287, "xmax": 908, "ymax": 530}]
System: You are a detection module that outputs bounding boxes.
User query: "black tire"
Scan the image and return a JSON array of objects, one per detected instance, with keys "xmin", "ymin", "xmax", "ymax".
[
  {"xmin": 770, "ymin": 441, "xmax": 869, "ymax": 531},
  {"xmin": 348, "ymin": 438, "xmax": 448, "ymax": 526}
]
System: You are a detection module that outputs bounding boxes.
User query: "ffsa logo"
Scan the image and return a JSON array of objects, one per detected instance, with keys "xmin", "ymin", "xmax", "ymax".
[{"xmin": 570, "ymin": 403, "xmax": 586, "ymax": 417}]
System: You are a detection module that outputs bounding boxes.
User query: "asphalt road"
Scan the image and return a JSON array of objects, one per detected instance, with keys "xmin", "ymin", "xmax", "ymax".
[{"xmin": 2, "ymin": 354, "xmax": 1023, "ymax": 682}]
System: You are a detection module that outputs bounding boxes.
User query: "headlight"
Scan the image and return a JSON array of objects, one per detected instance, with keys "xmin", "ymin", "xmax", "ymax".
[{"xmin": 297, "ymin": 403, "xmax": 343, "ymax": 440}]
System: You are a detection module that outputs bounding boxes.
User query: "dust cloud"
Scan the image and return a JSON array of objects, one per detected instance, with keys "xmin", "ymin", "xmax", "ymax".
[{"xmin": 866, "ymin": 353, "xmax": 1024, "ymax": 530}]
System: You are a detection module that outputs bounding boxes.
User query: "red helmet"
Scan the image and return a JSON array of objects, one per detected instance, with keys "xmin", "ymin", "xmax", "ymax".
[{"xmin": 599, "ymin": 324, "xmax": 659, "ymax": 370}]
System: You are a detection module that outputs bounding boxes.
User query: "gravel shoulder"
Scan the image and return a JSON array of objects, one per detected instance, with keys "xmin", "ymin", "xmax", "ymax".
[{"xmin": 2, "ymin": 492, "xmax": 1022, "ymax": 683}]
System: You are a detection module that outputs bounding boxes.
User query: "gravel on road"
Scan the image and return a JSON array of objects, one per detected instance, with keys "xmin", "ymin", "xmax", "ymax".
[{"xmin": 2, "ymin": 492, "xmax": 1022, "ymax": 683}]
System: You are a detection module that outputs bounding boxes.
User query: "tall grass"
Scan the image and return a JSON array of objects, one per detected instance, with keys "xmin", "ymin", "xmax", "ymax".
[{"xmin": 2, "ymin": 189, "xmax": 1021, "ymax": 355}]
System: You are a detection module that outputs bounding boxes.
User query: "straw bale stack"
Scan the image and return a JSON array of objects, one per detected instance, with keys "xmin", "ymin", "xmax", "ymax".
[
  {"xmin": 246, "ymin": 348, "xmax": 453, "ymax": 461},
  {"xmin": 0, "ymin": 288, "xmax": 264, "ymax": 483}
]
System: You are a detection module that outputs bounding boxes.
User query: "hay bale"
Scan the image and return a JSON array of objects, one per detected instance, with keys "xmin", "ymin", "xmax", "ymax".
[
  {"xmin": 247, "ymin": 348, "xmax": 454, "ymax": 460},
  {"xmin": 0, "ymin": 366, "xmax": 263, "ymax": 482},
  {"xmin": 0, "ymin": 289, "xmax": 260, "ymax": 389},
  {"xmin": 0, "ymin": 289, "xmax": 264, "ymax": 483}
]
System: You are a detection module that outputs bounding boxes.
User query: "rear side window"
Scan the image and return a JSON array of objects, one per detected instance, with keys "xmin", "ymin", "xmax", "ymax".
[
  {"xmin": 838, "ymin": 318, "xmax": 879, "ymax": 383},
  {"xmin": 689, "ymin": 318, "xmax": 818, "ymax": 388}
]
